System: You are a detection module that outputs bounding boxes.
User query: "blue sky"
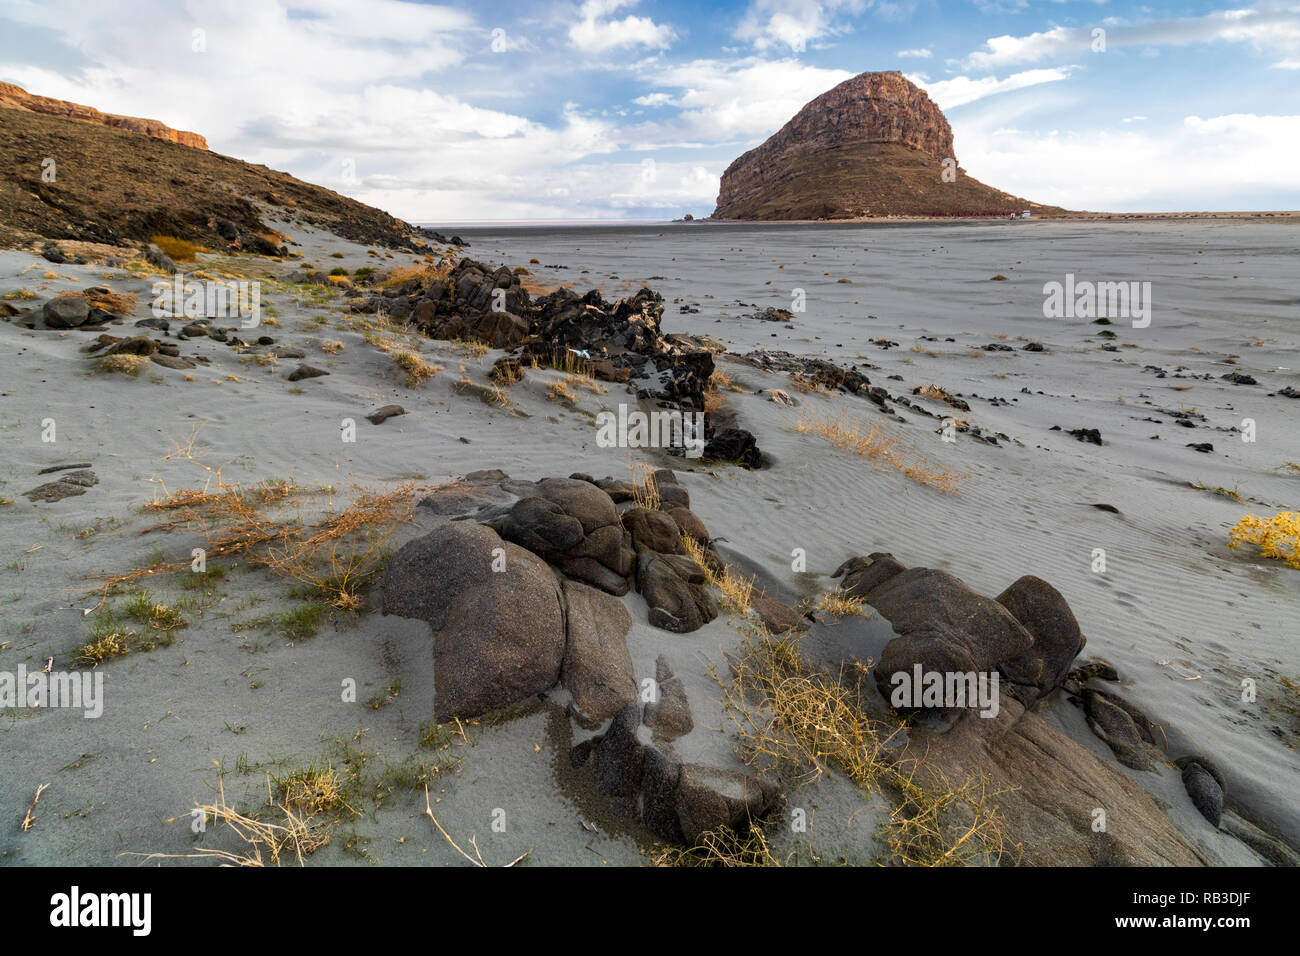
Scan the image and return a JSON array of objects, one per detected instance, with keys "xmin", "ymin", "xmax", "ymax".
[{"xmin": 1, "ymin": 0, "xmax": 1297, "ymax": 218}]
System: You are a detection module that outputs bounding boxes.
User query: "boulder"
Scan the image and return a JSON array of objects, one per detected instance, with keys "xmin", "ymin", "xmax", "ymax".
[
  {"xmin": 636, "ymin": 548, "xmax": 718, "ymax": 633},
  {"xmin": 288, "ymin": 364, "xmax": 328, "ymax": 381},
  {"xmin": 366, "ymin": 404, "xmax": 406, "ymax": 425},
  {"xmin": 1181, "ymin": 760, "xmax": 1224, "ymax": 827},
  {"xmin": 833, "ymin": 552, "xmax": 906, "ymax": 599},
  {"xmin": 43, "ymin": 296, "xmax": 91, "ymax": 328},
  {"xmin": 105, "ymin": 335, "xmax": 157, "ymax": 356},
  {"xmin": 868, "ymin": 567, "xmax": 1035, "ymax": 717},
  {"xmin": 643, "ymin": 655, "xmax": 694, "ymax": 741},
  {"xmin": 664, "ymin": 505, "xmax": 709, "ymax": 546},
  {"xmin": 673, "ymin": 764, "xmax": 779, "ymax": 844},
  {"xmin": 1083, "ymin": 689, "xmax": 1158, "ymax": 771},
  {"xmin": 995, "ymin": 575, "xmax": 1086, "ymax": 700},
  {"xmin": 703, "ymin": 427, "xmax": 762, "ymax": 468},
  {"xmin": 560, "ymin": 579, "xmax": 635, "ymax": 729},
  {"xmin": 621, "ymin": 507, "xmax": 685, "ymax": 555},
  {"xmin": 592, "ymin": 702, "xmax": 645, "ymax": 816},
  {"xmin": 640, "ymin": 747, "xmax": 685, "ymax": 843},
  {"xmin": 382, "ymin": 523, "xmax": 565, "ymax": 720}
]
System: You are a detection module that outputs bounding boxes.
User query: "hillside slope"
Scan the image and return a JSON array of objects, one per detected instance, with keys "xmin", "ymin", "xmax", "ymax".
[{"xmin": 0, "ymin": 106, "xmax": 420, "ymax": 252}]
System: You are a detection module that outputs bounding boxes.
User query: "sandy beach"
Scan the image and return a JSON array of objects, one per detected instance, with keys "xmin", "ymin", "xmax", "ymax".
[{"xmin": 0, "ymin": 217, "xmax": 1295, "ymax": 867}]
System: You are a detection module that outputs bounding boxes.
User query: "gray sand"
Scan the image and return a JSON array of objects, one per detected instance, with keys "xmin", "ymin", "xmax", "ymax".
[{"xmin": 1, "ymin": 218, "xmax": 1296, "ymax": 865}]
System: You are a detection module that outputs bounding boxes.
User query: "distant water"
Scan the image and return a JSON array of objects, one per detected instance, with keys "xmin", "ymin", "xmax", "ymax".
[{"xmin": 415, "ymin": 219, "xmax": 673, "ymax": 229}]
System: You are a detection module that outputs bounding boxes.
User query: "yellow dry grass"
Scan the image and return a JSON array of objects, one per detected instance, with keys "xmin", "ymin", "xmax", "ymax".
[
  {"xmin": 97, "ymin": 354, "xmax": 149, "ymax": 376},
  {"xmin": 546, "ymin": 379, "xmax": 577, "ymax": 406},
  {"xmin": 151, "ymin": 235, "xmax": 198, "ymax": 262},
  {"xmin": 682, "ymin": 533, "xmax": 753, "ymax": 614},
  {"xmin": 710, "ymin": 624, "xmax": 1015, "ymax": 866},
  {"xmin": 628, "ymin": 462, "xmax": 660, "ymax": 511},
  {"xmin": 392, "ymin": 349, "xmax": 441, "ymax": 387},
  {"xmin": 795, "ymin": 412, "xmax": 965, "ymax": 493}
]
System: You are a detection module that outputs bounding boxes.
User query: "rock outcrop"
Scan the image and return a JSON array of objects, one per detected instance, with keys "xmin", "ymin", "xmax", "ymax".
[
  {"xmin": 0, "ymin": 82, "xmax": 208, "ymax": 149},
  {"xmin": 712, "ymin": 71, "xmax": 1060, "ymax": 220}
]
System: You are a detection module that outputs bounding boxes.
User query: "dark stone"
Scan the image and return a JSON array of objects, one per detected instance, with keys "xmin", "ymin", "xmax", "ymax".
[
  {"xmin": 704, "ymin": 427, "xmax": 762, "ymax": 468},
  {"xmin": 381, "ymin": 523, "xmax": 565, "ymax": 720},
  {"xmin": 644, "ymin": 655, "xmax": 694, "ymax": 741},
  {"xmin": 366, "ymin": 404, "xmax": 406, "ymax": 425},
  {"xmin": 1180, "ymin": 760, "xmax": 1224, "ymax": 827},
  {"xmin": 592, "ymin": 702, "xmax": 645, "ymax": 816},
  {"xmin": 288, "ymin": 364, "xmax": 329, "ymax": 381},
  {"xmin": 43, "ymin": 296, "xmax": 91, "ymax": 328},
  {"xmin": 560, "ymin": 579, "xmax": 636, "ymax": 729},
  {"xmin": 995, "ymin": 575, "xmax": 1086, "ymax": 701}
]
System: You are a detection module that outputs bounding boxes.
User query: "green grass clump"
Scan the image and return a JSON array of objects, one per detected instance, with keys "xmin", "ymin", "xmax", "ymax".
[{"xmin": 279, "ymin": 603, "xmax": 326, "ymax": 640}]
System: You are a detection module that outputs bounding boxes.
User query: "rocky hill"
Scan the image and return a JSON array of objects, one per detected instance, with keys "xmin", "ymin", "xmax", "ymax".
[
  {"xmin": 0, "ymin": 82, "xmax": 208, "ymax": 149},
  {"xmin": 0, "ymin": 94, "xmax": 423, "ymax": 252},
  {"xmin": 712, "ymin": 71, "xmax": 1062, "ymax": 219}
]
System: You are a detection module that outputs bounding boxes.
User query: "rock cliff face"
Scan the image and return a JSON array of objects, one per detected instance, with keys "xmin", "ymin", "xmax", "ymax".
[
  {"xmin": 713, "ymin": 71, "xmax": 1058, "ymax": 219},
  {"xmin": 0, "ymin": 82, "xmax": 208, "ymax": 150}
]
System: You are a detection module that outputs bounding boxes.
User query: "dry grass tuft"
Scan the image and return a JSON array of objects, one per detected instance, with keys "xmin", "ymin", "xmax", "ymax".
[
  {"xmin": 812, "ymin": 587, "xmax": 868, "ymax": 618},
  {"xmin": 97, "ymin": 354, "xmax": 150, "ymax": 377},
  {"xmin": 628, "ymin": 462, "xmax": 660, "ymax": 511},
  {"xmin": 377, "ymin": 261, "xmax": 453, "ymax": 291},
  {"xmin": 152, "ymin": 235, "xmax": 198, "ymax": 262},
  {"xmin": 651, "ymin": 824, "xmax": 778, "ymax": 867},
  {"xmin": 91, "ymin": 435, "xmax": 418, "ymax": 608},
  {"xmin": 392, "ymin": 349, "xmax": 441, "ymax": 387},
  {"xmin": 320, "ymin": 339, "xmax": 344, "ymax": 354},
  {"xmin": 263, "ymin": 483, "xmax": 418, "ymax": 609},
  {"xmin": 546, "ymin": 379, "xmax": 577, "ymax": 406},
  {"xmin": 710, "ymin": 624, "xmax": 1015, "ymax": 866},
  {"xmin": 795, "ymin": 412, "xmax": 965, "ymax": 493},
  {"xmin": 129, "ymin": 769, "xmax": 333, "ymax": 866},
  {"xmin": 78, "ymin": 289, "xmax": 138, "ymax": 314},
  {"xmin": 682, "ymin": 533, "xmax": 753, "ymax": 614}
]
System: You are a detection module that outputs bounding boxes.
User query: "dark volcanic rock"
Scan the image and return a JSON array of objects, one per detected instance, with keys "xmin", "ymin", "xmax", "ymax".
[
  {"xmin": 1180, "ymin": 760, "xmax": 1224, "ymax": 827},
  {"xmin": 994, "ymin": 576, "xmax": 1086, "ymax": 700},
  {"xmin": 43, "ymin": 296, "xmax": 91, "ymax": 328},
  {"xmin": 381, "ymin": 523, "xmax": 565, "ymax": 720},
  {"xmin": 366, "ymin": 404, "xmax": 406, "ymax": 425},
  {"xmin": 23, "ymin": 469, "xmax": 98, "ymax": 502},
  {"xmin": 288, "ymin": 364, "xmax": 328, "ymax": 381},
  {"xmin": 560, "ymin": 579, "xmax": 636, "ymax": 729}
]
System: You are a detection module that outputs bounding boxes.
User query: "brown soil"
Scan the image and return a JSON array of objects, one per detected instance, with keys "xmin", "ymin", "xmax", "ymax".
[{"xmin": 0, "ymin": 106, "xmax": 421, "ymax": 252}]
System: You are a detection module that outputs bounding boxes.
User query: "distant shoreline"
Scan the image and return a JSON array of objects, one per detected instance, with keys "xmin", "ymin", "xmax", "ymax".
[{"xmin": 420, "ymin": 210, "xmax": 1300, "ymax": 231}]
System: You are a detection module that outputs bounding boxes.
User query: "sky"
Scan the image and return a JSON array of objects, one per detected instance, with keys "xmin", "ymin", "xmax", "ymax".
[{"xmin": 1, "ymin": 0, "xmax": 1297, "ymax": 219}]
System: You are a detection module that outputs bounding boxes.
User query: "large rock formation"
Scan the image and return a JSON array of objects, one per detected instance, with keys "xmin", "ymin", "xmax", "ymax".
[
  {"xmin": 712, "ymin": 71, "xmax": 1060, "ymax": 220},
  {"xmin": 0, "ymin": 82, "xmax": 207, "ymax": 149}
]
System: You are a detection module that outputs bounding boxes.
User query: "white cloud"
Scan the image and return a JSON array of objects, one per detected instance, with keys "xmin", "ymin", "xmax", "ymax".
[
  {"xmin": 734, "ymin": 0, "xmax": 870, "ymax": 53},
  {"xmin": 897, "ymin": 47, "xmax": 932, "ymax": 58},
  {"xmin": 910, "ymin": 67, "xmax": 1076, "ymax": 110},
  {"xmin": 964, "ymin": 4, "xmax": 1300, "ymax": 72},
  {"xmin": 633, "ymin": 92, "xmax": 676, "ymax": 107},
  {"xmin": 628, "ymin": 57, "xmax": 854, "ymax": 143},
  {"xmin": 954, "ymin": 110, "xmax": 1300, "ymax": 211},
  {"xmin": 568, "ymin": 0, "xmax": 675, "ymax": 53}
]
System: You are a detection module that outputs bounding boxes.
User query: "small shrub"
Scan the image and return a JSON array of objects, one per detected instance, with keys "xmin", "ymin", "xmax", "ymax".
[
  {"xmin": 1229, "ymin": 512, "xmax": 1300, "ymax": 569},
  {"xmin": 392, "ymin": 350, "xmax": 440, "ymax": 387},
  {"xmin": 280, "ymin": 603, "xmax": 326, "ymax": 640},
  {"xmin": 98, "ymin": 354, "xmax": 149, "ymax": 377},
  {"xmin": 151, "ymin": 235, "xmax": 198, "ymax": 262}
]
